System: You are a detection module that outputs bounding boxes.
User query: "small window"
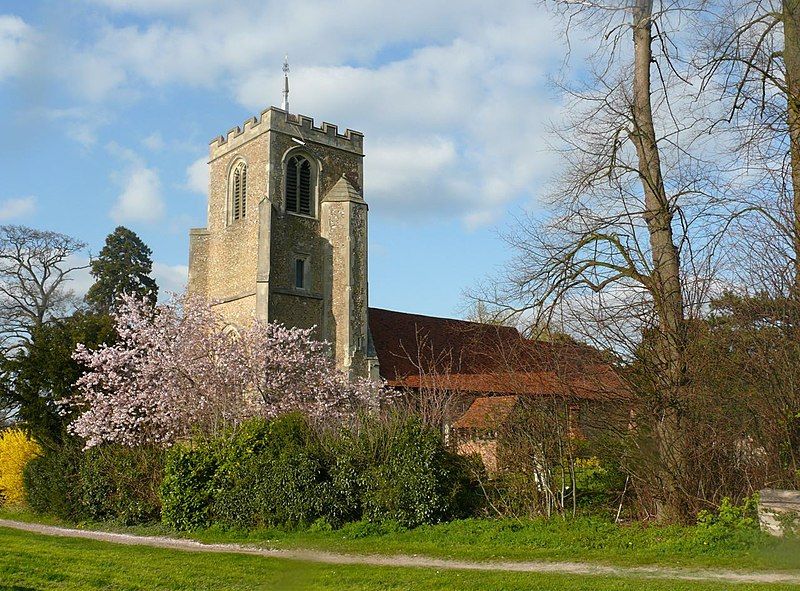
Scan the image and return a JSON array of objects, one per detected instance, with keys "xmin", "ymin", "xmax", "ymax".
[
  {"xmin": 285, "ymin": 155, "xmax": 313, "ymax": 216},
  {"xmin": 295, "ymin": 258, "xmax": 306, "ymax": 289},
  {"xmin": 230, "ymin": 161, "xmax": 247, "ymax": 221}
]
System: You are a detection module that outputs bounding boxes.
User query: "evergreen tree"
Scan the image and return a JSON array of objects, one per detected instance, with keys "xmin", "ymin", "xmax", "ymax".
[
  {"xmin": 0, "ymin": 312, "xmax": 115, "ymax": 448},
  {"xmin": 85, "ymin": 227, "xmax": 158, "ymax": 312}
]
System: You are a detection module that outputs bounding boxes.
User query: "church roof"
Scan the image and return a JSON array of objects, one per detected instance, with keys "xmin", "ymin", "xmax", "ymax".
[
  {"xmin": 451, "ymin": 395, "xmax": 519, "ymax": 430},
  {"xmin": 367, "ymin": 307, "xmax": 629, "ymax": 400}
]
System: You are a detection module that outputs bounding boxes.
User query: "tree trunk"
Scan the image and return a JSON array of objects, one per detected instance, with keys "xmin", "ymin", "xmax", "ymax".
[
  {"xmin": 630, "ymin": 0, "xmax": 688, "ymax": 521},
  {"xmin": 785, "ymin": 0, "xmax": 800, "ymax": 297}
]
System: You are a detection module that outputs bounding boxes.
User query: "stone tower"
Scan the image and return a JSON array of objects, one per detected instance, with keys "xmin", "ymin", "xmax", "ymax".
[{"xmin": 188, "ymin": 107, "xmax": 374, "ymax": 378}]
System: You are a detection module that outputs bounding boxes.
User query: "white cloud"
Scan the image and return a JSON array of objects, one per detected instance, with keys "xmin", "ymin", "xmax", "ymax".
[
  {"xmin": 87, "ymin": 0, "xmax": 216, "ymax": 14},
  {"xmin": 14, "ymin": 2, "xmax": 576, "ymax": 226},
  {"xmin": 0, "ymin": 196, "xmax": 36, "ymax": 221},
  {"xmin": 0, "ymin": 15, "xmax": 34, "ymax": 81},
  {"xmin": 142, "ymin": 132, "xmax": 165, "ymax": 151},
  {"xmin": 152, "ymin": 262, "xmax": 188, "ymax": 295},
  {"xmin": 185, "ymin": 156, "xmax": 208, "ymax": 195},
  {"xmin": 110, "ymin": 158, "xmax": 165, "ymax": 224}
]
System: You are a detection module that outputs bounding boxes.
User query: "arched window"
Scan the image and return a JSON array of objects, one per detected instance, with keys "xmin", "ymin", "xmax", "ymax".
[
  {"xmin": 230, "ymin": 161, "xmax": 247, "ymax": 222},
  {"xmin": 285, "ymin": 155, "xmax": 313, "ymax": 216}
]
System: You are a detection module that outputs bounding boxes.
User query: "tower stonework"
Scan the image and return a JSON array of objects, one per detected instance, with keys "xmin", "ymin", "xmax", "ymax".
[{"xmin": 188, "ymin": 107, "xmax": 375, "ymax": 378}]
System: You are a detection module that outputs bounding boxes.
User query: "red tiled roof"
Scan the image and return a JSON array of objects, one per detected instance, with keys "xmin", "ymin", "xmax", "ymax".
[
  {"xmin": 452, "ymin": 395, "xmax": 519, "ymax": 429},
  {"xmin": 368, "ymin": 307, "xmax": 629, "ymax": 400}
]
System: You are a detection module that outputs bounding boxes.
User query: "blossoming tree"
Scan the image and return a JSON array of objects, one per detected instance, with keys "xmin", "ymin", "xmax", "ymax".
[{"xmin": 67, "ymin": 295, "xmax": 382, "ymax": 448}]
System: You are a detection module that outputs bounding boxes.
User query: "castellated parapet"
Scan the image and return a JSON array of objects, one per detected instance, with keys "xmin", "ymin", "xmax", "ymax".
[
  {"xmin": 209, "ymin": 107, "xmax": 364, "ymax": 159},
  {"xmin": 188, "ymin": 105, "xmax": 375, "ymax": 378}
]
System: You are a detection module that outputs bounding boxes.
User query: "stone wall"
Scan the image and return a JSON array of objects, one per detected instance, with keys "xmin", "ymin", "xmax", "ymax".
[{"xmin": 758, "ymin": 489, "xmax": 800, "ymax": 536}]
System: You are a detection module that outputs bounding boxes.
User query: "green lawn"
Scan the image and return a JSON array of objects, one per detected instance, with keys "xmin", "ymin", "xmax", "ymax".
[
  {"xmin": 1, "ymin": 526, "xmax": 798, "ymax": 591},
  {"xmin": 4, "ymin": 508, "xmax": 800, "ymax": 572}
]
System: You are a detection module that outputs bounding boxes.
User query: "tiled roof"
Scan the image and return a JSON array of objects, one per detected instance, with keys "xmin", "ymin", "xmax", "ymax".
[
  {"xmin": 368, "ymin": 307, "xmax": 628, "ymax": 400},
  {"xmin": 451, "ymin": 395, "xmax": 519, "ymax": 429}
]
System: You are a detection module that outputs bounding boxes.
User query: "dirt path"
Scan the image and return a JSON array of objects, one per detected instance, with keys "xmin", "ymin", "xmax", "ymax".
[{"xmin": 2, "ymin": 518, "xmax": 799, "ymax": 585}]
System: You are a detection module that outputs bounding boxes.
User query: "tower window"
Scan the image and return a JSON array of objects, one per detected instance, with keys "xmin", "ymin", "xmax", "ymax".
[
  {"xmin": 295, "ymin": 258, "xmax": 306, "ymax": 289},
  {"xmin": 230, "ymin": 161, "xmax": 247, "ymax": 222},
  {"xmin": 285, "ymin": 155, "xmax": 313, "ymax": 216}
]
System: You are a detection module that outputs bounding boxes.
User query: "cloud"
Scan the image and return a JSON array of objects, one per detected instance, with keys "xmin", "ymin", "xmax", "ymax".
[
  {"xmin": 152, "ymin": 262, "xmax": 189, "ymax": 295},
  {"xmin": 0, "ymin": 15, "xmax": 34, "ymax": 81},
  {"xmin": 111, "ymin": 166, "xmax": 164, "ymax": 223},
  {"xmin": 185, "ymin": 156, "xmax": 208, "ymax": 195},
  {"xmin": 142, "ymin": 132, "xmax": 165, "ymax": 151},
  {"xmin": 12, "ymin": 2, "xmax": 575, "ymax": 227},
  {"xmin": 0, "ymin": 196, "xmax": 37, "ymax": 221}
]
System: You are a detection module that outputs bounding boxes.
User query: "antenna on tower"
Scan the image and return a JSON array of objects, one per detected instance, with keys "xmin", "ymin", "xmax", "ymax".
[{"xmin": 282, "ymin": 55, "xmax": 290, "ymax": 113}]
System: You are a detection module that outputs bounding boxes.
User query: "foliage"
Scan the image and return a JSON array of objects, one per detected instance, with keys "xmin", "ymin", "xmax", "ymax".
[
  {"xmin": 85, "ymin": 226, "xmax": 158, "ymax": 313},
  {"xmin": 67, "ymin": 294, "xmax": 383, "ymax": 448},
  {"xmin": 162, "ymin": 414, "xmax": 477, "ymax": 531},
  {"xmin": 23, "ymin": 441, "xmax": 163, "ymax": 524},
  {"xmin": 160, "ymin": 443, "xmax": 218, "ymax": 530},
  {"xmin": 78, "ymin": 444, "xmax": 164, "ymax": 524},
  {"xmin": 23, "ymin": 441, "xmax": 85, "ymax": 520},
  {"xmin": 697, "ymin": 496, "xmax": 760, "ymax": 531},
  {"xmin": 0, "ymin": 428, "xmax": 41, "ymax": 506},
  {"xmin": 163, "ymin": 415, "xmax": 339, "ymax": 530},
  {"xmin": 0, "ymin": 312, "xmax": 114, "ymax": 448},
  {"xmin": 345, "ymin": 416, "xmax": 479, "ymax": 528}
]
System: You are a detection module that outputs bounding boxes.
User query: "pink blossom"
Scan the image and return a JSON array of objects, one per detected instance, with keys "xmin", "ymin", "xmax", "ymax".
[{"xmin": 66, "ymin": 294, "xmax": 383, "ymax": 448}]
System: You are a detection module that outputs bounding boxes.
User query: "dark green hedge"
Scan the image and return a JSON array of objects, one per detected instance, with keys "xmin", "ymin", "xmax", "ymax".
[
  {"xmin": 162, "ymin": 414, "xmax": 480, "ymax": 530},
  {"xmin": 23, "ymin": 442, "xmax": 164, "ymax": 525}
]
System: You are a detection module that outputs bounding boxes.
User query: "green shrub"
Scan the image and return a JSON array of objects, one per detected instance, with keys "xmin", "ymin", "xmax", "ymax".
[
  {"xmin": 23, "ymin": 442, "xmax": 85, "ymax": 520},
  {"xmin": 697, "ymin": 495, "xmax": 759, "ymax": 530},
  {"xmin": 161, "ymin": 443, "xmax": 220, "ymax": 530},
  {"xmin": 79, "ymin": 444, "xmax": 164, "ymax": 524},
  {"xmin": 24, "ymin": 441, "xmax": 163, "ymax": 525},
  {"xmin": 332, "ymin": 416, "xmax": 481, "ymax": 528},
  {"xmin": 161, "ymin": 413, "xmax": 480, "ymax": 531},
  {"xmin": 213, "ymin": 414, "xmax": 332, "ymax": 529}
]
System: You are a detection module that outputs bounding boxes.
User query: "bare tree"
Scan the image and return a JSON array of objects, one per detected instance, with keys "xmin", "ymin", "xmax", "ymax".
[
  {"xmin": 472, "ymin": 0, "xmax": 735, "ymax": 521},
  {"xmin": 0, "ymin": 225, "xmax": 87, "ymax": 350},
  {"xmin": 699, "ymin": 1, "xmax": 800, "ymax": 295}
]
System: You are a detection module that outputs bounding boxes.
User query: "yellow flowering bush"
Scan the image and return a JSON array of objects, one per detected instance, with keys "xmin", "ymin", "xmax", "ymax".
[{"xmin": 0, "ymin": 428, "xmax": 41, "ymax": 506}]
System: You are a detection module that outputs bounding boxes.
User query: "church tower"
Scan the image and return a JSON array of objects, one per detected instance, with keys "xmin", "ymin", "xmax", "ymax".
[{"xmin": 188, "ymin": 99, "xmax": 374, "ymax": 378}]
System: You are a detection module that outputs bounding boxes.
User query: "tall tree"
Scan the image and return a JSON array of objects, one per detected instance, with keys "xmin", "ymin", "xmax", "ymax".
[
  {"xmin": 477, "ymin": 0, "xmax": 726, "ymax": 520},
  {"xmin": 85, "ymin": 226, "xmax": 158, "ymax": 312},
  {"xmin": 0, "ymin": 225, "xmax": 87, "ymax": 350}
]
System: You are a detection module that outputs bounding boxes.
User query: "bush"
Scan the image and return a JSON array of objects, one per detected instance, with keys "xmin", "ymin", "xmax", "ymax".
[
  {"xmin": 162, "ymin": 413, "xmax": 480, "ymax": 531},
  {"xmin": 213, "ymin": 415, "xmax": 331, "ymax": 529},
  {"xmin": 24, "ymin": 441, "xmax": 163, "ymax": 524},
  {"xmin": 163, "ymin": 415, "xmax": 334, "ymax": 530},
  {"xmin": 23, "ymin": 441, "xmax": 85, "ymax": 520},
  {"xmin": 79, "ymin": 444, "xmax": 164, "ymax": 524},
  {"xmin": 161, "ymin": 442, "xmax": 220, "ymax": 530},
  {"xmin": 0, "ymin": 428, "xmax": 42, "ymax": 507},
  {"xmin": 697, "ymin": 496, "xmax": 760, "ymax": 531},
  {"xmin": 332, "ymin": 415, "xmax": 481, "ymax": 528}
]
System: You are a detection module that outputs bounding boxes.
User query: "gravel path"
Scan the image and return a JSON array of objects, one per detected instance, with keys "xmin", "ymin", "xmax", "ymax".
[{"xmin": 2, "ymin": 518, "xmax": 800, "ymax": 585}]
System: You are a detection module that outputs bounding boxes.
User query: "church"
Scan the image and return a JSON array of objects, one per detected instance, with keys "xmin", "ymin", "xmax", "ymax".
[{"xmin": 187, "ymin": 74, "xmax": 627, "ymax": 465}]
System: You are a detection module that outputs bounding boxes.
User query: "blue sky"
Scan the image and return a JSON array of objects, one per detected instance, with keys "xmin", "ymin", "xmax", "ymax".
[{"xmin": 0, "ymin": 0, "xmax": 571, "ymax": 318}]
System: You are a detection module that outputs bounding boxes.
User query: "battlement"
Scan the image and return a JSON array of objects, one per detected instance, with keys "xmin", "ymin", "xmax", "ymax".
[{"xmin": 209, "ymin": 107, "xmax": 363, "ymax": 158}]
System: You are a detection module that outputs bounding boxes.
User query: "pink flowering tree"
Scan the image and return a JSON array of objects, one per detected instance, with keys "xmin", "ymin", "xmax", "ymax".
[{"xmin": 67, "ymin": 294, "xmax": 382, "ymax": 448}]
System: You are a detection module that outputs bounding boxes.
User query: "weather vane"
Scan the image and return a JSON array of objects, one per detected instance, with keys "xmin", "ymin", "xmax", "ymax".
[{"xmin": 282, "ymin": 54, "xmax": 290, "ymax": 113}]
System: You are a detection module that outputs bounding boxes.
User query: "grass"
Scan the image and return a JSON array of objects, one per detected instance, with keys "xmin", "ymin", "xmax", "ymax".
[
  {"xmin": 4, "ymin": 507, "xmax": 800, "ymax": 573},
  {"xmin": 1, "ymin": 526, "xmax": 799, "ymax": 591}
]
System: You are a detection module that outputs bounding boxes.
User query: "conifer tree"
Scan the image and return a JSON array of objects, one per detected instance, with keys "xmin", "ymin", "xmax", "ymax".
[{"xmin": 85, "ymin": 227, "xmax": 158, "ymax": 312}]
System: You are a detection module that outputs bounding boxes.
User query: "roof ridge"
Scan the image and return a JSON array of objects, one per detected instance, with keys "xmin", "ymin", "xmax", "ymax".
[{"xmin": 368, "ymin": 306, "xmax": 519, "ymax": 332}]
